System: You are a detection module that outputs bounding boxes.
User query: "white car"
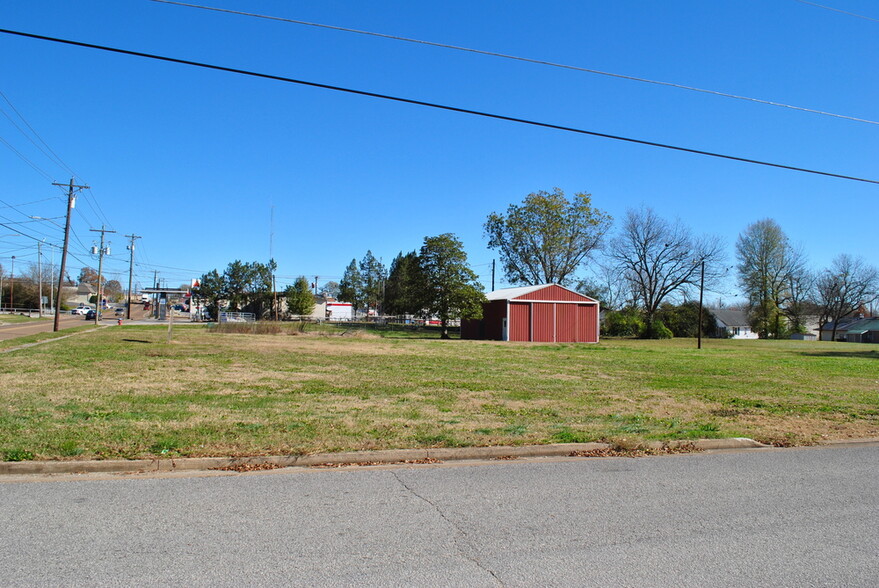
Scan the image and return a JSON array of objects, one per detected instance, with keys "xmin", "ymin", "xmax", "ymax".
[{"xmin": 71, "ymin": 306, "xmax": 92, "ymax": 315}]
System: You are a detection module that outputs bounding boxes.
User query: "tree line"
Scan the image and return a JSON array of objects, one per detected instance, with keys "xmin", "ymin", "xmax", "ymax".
[
  {"xmin": 194, "ymin": 233, "xmax": 485, "ymax": 338},
  {"xmin": 340, "ymin": 234, "xmax": 484, "ymax": 338},
  {"xmin": 482, "ymin": 188, "xmax": 878, "ymax": 339}
]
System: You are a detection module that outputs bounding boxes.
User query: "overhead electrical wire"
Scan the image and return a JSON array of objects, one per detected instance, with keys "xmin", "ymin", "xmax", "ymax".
[
  {"xmin": 148, "ymin": 0, "xmax": 879, "ymax": 127},
  {"xmin": 793, "ymin": 0, "xmax": 879, "ymax": 22},
  {"xmin": 0, "ymin": 88, "xmax": 116, "ymax": 234},
  {"xmin": 0, "ymin": 134, "xmax": 54, "ymax": 181},
  {"xmin": 0, "ymin": 28, "xmax": 875, "ymax": 186}
]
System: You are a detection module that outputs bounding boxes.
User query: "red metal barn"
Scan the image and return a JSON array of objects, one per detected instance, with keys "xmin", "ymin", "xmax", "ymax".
[{"xmin": 462, "ymin": 284, "xmax": 599, "ymax": 343}]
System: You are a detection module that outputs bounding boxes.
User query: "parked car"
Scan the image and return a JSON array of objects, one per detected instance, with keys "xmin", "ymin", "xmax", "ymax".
[{"xmin": 85, "ymin": 309, "xmax": 97, "ymax": 320}]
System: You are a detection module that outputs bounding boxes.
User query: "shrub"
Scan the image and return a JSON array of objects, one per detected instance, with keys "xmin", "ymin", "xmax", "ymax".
[
  {"xmin": 603, "ymin": 309, "xmax": 644, "ymax": 337},
  {"xmin": 641, "ymin": 320, "xmax": 673, "ymax": 339}
]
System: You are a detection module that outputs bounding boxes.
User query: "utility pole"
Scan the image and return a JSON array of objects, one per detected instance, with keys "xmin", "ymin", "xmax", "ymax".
[
  {"xmin": 153, "ymin": 270, "xmax": 159, "ymax": 318},
  {"xmin": 49, "ymin": 244, "xmax": 54, "ymax": 315},
  {"xmin": 90, "ymin": 225, "xmax": 116, "ymax": 325},
  {"xmin": 37, "ymin": 241, "xmax": 43, "ymax": 318},
  {"xmin": 52, "ymin": 178, "xmax": 89, "ymax": 331},
  {"xmin": 697, "ymin": 259, "xmax": 705, "ymax": 350},
  {"xmin": 125, "ymin": 234, "xmax": 141, "ymax": 320},
  {"xmin": 491, "ymin": 259, "xmax": 496, "ymax": 291},
  {"xmin": 8, "ymin": 255, "xmax": 15, "ymax": 309}
]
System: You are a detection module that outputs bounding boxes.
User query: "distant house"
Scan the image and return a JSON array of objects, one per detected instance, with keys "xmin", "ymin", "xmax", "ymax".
[
  {"xmin": 60, "ymin": 283, "xmax": 96, "ymax": 307},
  {"xmin": 462, "ymin": 284, "xmax": 599, "ymax": 343},
  {"xmin": 711, "ymin": 309, "xmax": 758, "ymax": 339},
  {"xmin": 820, "ymin": 317, "xmax": 879, "ymax": 343}
]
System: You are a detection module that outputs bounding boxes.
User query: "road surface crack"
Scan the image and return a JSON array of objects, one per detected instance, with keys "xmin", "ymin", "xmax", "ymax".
[{"xmin": 391, "ymin": 470, "xmax": 504, "ymax": 586}]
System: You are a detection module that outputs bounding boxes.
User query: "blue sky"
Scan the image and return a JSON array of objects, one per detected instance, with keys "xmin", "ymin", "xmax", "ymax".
[{"xmin": 1, "ymin": 0, "xmax": 877, "ymax": 304}]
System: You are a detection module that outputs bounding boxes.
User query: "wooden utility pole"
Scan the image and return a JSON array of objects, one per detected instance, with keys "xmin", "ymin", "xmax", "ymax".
[
  {"xmin": 697, "ymin": 259, "xmax": 705, "ymax": 350},
  {"xmin": 37, "ymin": 241, "xmax": 42, "ymax": 318},
  {"xmin": 125, "ymin": 234, "xmax": 141, "ymax": 320},
  {"xmin": 491, "ymin": 259, "xmax": 496, "ymax": 291},
  {"xmin": 90, "ymin": 225, "xmax": 116, "ymax": 325},
  {"xmin": 52, "ymin": 179, "xmax": 89, "ymax": 332}
]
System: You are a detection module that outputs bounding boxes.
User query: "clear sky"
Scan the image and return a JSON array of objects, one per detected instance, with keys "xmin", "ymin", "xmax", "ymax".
[{"xmin": 1, "ymin": 0, "xmax": 877, "ymax": 304}]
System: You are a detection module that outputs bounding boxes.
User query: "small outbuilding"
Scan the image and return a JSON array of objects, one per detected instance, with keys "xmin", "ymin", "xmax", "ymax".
[{"xmin": 462, "ymin": 284, "xmax": 599, "ymax": 343}]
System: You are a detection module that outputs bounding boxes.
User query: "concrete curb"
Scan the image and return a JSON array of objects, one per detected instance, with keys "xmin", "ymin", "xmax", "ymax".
[{"xmin": 0, "ymin": 438, "xmax": 770, "ymax": 476}]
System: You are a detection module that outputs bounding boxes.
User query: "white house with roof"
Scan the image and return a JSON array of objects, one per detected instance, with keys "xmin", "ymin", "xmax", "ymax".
[{"xmin": 711, "ymin": 309, "xmax": 758, "ymax": 339}]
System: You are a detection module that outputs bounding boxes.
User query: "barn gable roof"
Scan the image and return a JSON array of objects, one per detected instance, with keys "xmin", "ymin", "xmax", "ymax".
[{"xmin": 485, "ymin": 284, "xmax": 597, "ymax": 303}]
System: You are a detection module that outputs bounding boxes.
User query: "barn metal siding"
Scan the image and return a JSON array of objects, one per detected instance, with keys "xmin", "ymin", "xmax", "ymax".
[
  {"xmin": 556, "ymin": 304, "xmax": 577, "ymax": 342},
  {"xmin": 460, "ymin": 318, "xmax": 481, "ymax": 340},
  {"xmin": 483, "ymin": 300, "xmax": 507, "ymax": 340},
  {"xmin": 577, "ymin": 304, "xmax": 599, "ymax": 343},
  {"xmin": 509, "ymin": 302, "xmax": 531, "ymax": 341},
  {"xmin": 532, "ymin": 303, "xmax": 555, "ymax": 342},
  {"xmin": 513, "ymin": 284, "xmax": 591, "ymax": 302}
]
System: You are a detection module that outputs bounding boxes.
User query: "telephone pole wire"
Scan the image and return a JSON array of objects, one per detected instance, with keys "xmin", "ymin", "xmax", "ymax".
[
  {"xmin": 125, "ymin": 234, "xmax": 141, "ymax": 320},
  {"xmin": 52, "ymin": 178, "xmax": 89, "ymax": 332}
]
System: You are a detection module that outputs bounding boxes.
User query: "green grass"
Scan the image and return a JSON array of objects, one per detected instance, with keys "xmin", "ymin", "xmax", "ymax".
[
  {"xmin": 0, "ymin": 325, "xmax": 877, "ymax": 460},
  {"xmin": 0, "ymin": 314, "xmax": 50, "ymax": 325}
]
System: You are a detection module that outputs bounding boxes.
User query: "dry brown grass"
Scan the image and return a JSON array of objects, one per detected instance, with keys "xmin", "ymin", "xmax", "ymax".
[{"xmin": 0, "ymin": 326, "xmax": 877, "ymax": 460}]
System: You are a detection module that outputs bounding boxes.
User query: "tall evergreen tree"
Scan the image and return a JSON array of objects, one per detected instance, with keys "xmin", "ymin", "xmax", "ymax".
[
  {"xmin": 339, "ymin": 258, "xmax": 364, "ymax": 315},
  {"xmin": 383, "ymin": 251, "xmax": 425, "ymax": 316},
  {"xmin": 359, "ymin": 250, "xmax": 386, "ymax": 315}
]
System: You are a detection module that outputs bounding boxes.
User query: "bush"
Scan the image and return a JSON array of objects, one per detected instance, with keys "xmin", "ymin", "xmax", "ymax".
[
  {"xmin": 602, "ymin": 309, "xmax": 644, "ymax": 337},
  {"xmin": 641, "ymin": 320, "xmax": 673, "ymax": 339}
]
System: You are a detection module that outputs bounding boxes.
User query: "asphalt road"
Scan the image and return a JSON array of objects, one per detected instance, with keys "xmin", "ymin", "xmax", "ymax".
[
  {"xmin": 0, "ymin": 313, "xmax": 84, "ymax": 341},
  {"xmin": 0, "ymin": 307, "xmax": 155, "ymax": 341},
  {"xmin": 2, "ymin": 444, "xmax": 876, "ymax": 587}
]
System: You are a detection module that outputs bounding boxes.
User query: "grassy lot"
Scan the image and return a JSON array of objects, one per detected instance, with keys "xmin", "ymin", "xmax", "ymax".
[
  {"xmin": 0, "ymin": 313, "xmax": 50, "ymax": 325},
  {"xmin": 1, "ymin": 323, "xmax": 877, "ymax": 461}
]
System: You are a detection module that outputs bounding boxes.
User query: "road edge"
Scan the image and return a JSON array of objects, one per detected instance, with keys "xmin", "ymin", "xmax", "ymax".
[{"xmin": 0, "ymin": 438, "xmax": 773, "ymax": 475}]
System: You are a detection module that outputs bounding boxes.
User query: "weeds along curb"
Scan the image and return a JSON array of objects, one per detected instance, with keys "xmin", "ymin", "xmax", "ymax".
[{"xmin": 0, "ymin": 438, "xmax": 770, "ymax": 476}]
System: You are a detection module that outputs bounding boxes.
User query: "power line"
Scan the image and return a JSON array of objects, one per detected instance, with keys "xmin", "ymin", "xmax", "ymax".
[
  {"xmin": 148, "ymin": 0, "xmax": 879, "ymax": 127},
  {"xmin": 0, "ymin": 133, "xmax": 54, "ymax": 180},
  {"xmin": 0, "ymin": 88, "xmax": 78, "ymax": 175},
  {"xmin": 793, "ymin": 0, "xmax": 879, "ymax": 22},
  {"xmin": 1, "ymin": 27, "xmax": 875, "ymax": 185}
]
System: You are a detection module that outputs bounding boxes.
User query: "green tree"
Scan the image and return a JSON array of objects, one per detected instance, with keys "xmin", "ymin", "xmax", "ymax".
[
  {"xmin": 419, "ymin": 233, "xmax": 485, "ymax": 339},
  {"xmin": 194, "ymin": 269, "xmax": 226, "ymax": 319},
  {"xmin": 359, "ymin": 250, "xmax": 386, "ymax": 315},
  {"xmin": 223, "ymin": 260, "xmax": 274, "ymax": 316},
  {"xmin": 736, "ymin": 219, "xmax": 807, "ymax": 339},
  {"xmin": 339, "ymin": 259, "xmax": 364, "ymax": 315},
  {"xmin": 485, "ymin": 188, "xmax": 612, "ymax": 286},
  {"xmin": 602, "ymin": 308, "xmax": 644, "ymax": 337},
  {"xmin": 285, "ymin": 276, "xmax": 316, "ymax": 316},
  {"xmin": 383, "ymin": 251, "xmax": 425, "ymax": 316},
  {"xmin": 656, "ymin": 301, "xmax": 716, "ymax": 338}
]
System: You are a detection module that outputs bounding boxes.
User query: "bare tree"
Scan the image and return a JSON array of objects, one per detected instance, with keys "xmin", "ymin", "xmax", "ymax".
[
  {"xmin": 816, "ymin": 254, "xmax": 879, "ymax": 341},
  {"xmin": 576, "ymin": 262, "xmax": 633, "ymax": 310},
  {"xmin": 736, "ymin": 219, "xmax": 810, "ymax": 338},
  {"xmin": 608, "ymin": 207, "xmax": 724, "ymax": 336}
]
